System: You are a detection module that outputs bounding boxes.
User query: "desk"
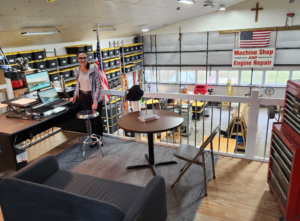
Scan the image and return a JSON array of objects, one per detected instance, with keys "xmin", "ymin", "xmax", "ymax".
[
  {"xmin": 0, "ymin": 103, "xmax": 85, "ymax": 179},
  {"xmin": 117, "ymin": 110, "xmax": 183, "ymax": 176}
]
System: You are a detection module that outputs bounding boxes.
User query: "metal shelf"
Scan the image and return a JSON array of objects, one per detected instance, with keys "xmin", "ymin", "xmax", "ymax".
[
  {"xmin": 105, "ymin": 65, "xmax": 120, "ymax": 71},
  {"xmin": 123, "ymin": 67, "xmax": 142, "ymax": 74},
  {"xmin": 103, "ymin": 55, "xmax": 120, "ymax": 60},
  {"xmin": 121, "ymin": 50, "xmax": 143, "ymax": 56},
  {"xmin": 65, "ymin": 77, "xmax": 76, "ymax": 82},
  {"xmin": 123, "ymin": 60, "xmax": 142, "ymax": 66},
  {"xmin": 43, "ymin": 63, "xmax": 79, "ymax": 72},
  {"xmin": 108, "ymin": 76, "xmax": 121, "ymax": 82}
]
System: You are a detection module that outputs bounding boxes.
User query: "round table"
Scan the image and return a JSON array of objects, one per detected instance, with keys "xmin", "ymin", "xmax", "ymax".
[{"xmin": 117, "ymin": 110, "xmax": 183, "ymax": 176}]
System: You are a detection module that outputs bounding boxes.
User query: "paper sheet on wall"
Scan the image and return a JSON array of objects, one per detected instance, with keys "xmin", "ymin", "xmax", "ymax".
[{"xmin": 11, "ymin": 98, "xmax": 36, "ymax": 105}]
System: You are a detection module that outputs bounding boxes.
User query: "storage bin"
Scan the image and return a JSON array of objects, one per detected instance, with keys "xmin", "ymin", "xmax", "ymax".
[
  {"xmin": 115, "ymin": 58, "xmax": 120, "ymax": 66},
  {"xmin": 108, "ymin": 48, "xmax": 114, "ymax": 57},
  {"xmin": 103, "ymin": 115, "xmax": 118, "ymax": 126},
  {"xmin": 114, "ymin": 47, "xmax": 120, "ymax": 56},
  {"xmin": 93, "ymin": 50, "xmax": 97, "ymax": 60},
  {"xmin": 102, "ymin": 104, "xmax": 118, "ymax": 117},
  {"xmin": 103, "ymin": 123, "xmax": 118, "ymax": 134},
  {"xmin": 69, "ymin": 68, "xmax": 76, "ymax": 77},
  {"xmin": 34, "ymin": 59, "xmax": 46, "ymax": 70},
  {"xmin": 109, "ymin": 59, "xmax": 115, "ymax": 68},
  {"xmin": 45, "ymin": 57, "xmax": 58, "ymax": 68},
  {"xmin": 122, "ymin": 45, "xmax": 130, "ymax": 54},
  {"xmin": 111, "ymin": 70, "xmax": 116, "ymax": 78},
  {"xmin": 17, "ymin": 51, "xmax": 32, "ymax": 61},
  {"xmin": 130, "ymin": 64, "xmax": 135, "ymax": 72},
  {"xmin": 138, "ymin": 52, "xmax": 143, "ymax": 60},
  {"xmin": 122, "ymin": 55, "xmax": 130, "ymax": 63},
  {"xmin": 49, "ymin": 71, "xmax": 60, "ymax": 82},
  {"xmin": 87, "ymin": 52, "xmax": 94, "ymax": 62},
  {"xmin": 124, "ymin": 65, "xmax": 131, "ymax": 73},
  {"xmin": 60, "ymin": 69, "xmax": 70, "ymax": 80},
  {"xmin": 106, "ymin": 70, "xmax": 112, "ymax": 80},
  {"xmin": 10, "ymin": 63, "xmax": 18, "ymax": 70},
  {"xmin": 129, "ymin": 44, "xmax": 135, "ymax": 52},
  {"xmin": 84, "ymin": 44, "xmax": 93, "ymax": 52},
  {"xmin": 138, "ymin": 43, "xmax": 143, "ymax": 51},
  {"xmin": 28, "ymin": 61, "xmax": 35, "ymax": 69},
  {"xmin": 101, "ymin": 48, "xmax": 109, "ymax": 58},
  {"xmin": 57, "ymin": 55, "xmax": 68, "ymax": 66},
  {"xmin": 5, "ymin": 52, "xmax": 18, "ymax": 64},
  {"xmin": 67, "ymin": 54, "xmax": 77, "ymax": 64},
  {"xmin": 134, "ymin": 44, "xmax": 139, "ymax": 51},
  {"xmin": 129, "ymin": 54, "xmax": 135, "ymax": 62},
  {"xmin": 103, "ymin": 59, "xmax": 110, "ymax": 69},
  {"xmin": 115, "ymin": 69, "xmax": 121, "ymax": 77},
  {"xmin": 31, "ymin": 49, "xmax": 45, "ymax": 60},
  {"xmin": 134, "ymin": 54, "xmax": 139, "ymax": 61},
  {"xmin": 65, "ymin": 45, "xmax": 85, "ymax": 54}
]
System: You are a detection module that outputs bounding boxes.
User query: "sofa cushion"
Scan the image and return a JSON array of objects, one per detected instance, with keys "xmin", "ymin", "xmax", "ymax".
[{"xmin": 43, "ymin": 170, "xmax": 144, "ymax": 214}]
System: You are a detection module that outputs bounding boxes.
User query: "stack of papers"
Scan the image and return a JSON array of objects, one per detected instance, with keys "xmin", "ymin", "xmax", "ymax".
[{"xmin": 138, "ymin": 114, "xmax": 158, "ymax": 122}]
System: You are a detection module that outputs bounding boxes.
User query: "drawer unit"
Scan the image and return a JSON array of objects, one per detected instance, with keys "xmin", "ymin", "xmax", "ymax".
[{"xmin": 268, "ymin": 123, "xmax": 300, "ymax": 221}]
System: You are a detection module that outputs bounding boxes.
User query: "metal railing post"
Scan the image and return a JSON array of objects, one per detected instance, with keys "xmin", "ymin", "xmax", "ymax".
[{"xmin": 245, "ymin": 90, "xmax": 260, "ymax": 160}]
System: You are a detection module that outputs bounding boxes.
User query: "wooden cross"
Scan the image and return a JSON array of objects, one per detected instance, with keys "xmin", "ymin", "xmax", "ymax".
[{"xmin": 251, "ymin": 2, "xmax": 263, "ymax": 22}]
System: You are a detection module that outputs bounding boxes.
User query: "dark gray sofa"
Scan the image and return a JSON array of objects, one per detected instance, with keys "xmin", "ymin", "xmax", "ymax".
[{"xmin": 0, "ymin": 155, "xmax": 167, "ymax": 221}]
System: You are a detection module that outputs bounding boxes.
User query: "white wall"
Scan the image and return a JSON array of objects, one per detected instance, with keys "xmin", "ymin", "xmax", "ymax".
[
  {"xmin": 2, "ymin": 37, "xmax": 135, "ymax": 56},
  {"xmin": 146, "ymin": 0, "xmax": 300, "ymax": 35}
]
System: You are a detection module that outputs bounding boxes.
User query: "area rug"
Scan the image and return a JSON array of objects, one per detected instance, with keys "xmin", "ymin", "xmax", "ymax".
[{"xmin": 55, "ymin": 136, "xmax": 219, "ymax": 221}]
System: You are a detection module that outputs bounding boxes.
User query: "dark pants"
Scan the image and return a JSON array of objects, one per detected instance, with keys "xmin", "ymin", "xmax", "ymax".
[{"xmin": 79, "ymin": 91, "xmax": 103, "ymax": 137}]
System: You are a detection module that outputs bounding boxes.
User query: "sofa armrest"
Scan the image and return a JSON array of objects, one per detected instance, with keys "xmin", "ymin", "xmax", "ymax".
[
  {"xmin": 122, "ymin": 176, "xmax": 167, "ymax": 221},
  {"xmin": 0, "ymin": 178, "xmax": 125, "ymax": 221},
  {"xmin": 12, "ymin": 155, "xmax": 59, "ymax": 184}
]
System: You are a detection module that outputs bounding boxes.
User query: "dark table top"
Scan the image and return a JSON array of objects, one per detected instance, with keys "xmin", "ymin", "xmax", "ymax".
[
  {"xmin": 117, "ymin": 110, "xmax": 183, "ymax": 133},
  {"xmin": 0, "ymin": 103, "xmax": 79, "ymax": 136}
]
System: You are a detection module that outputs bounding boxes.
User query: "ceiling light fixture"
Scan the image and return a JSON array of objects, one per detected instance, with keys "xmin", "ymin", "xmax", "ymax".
[
  {"xmin": 178, "ymin": 0, "xmax": 195, "ymax": 4},
  {"xmin": 141, "ymin": 28, "xmax": 149, "ymax": 32},
  {"xmin": 219, "ymin": 5, "xmax": 226, "ymax": 10},
  {"xmin": 203, "ymin": 1, "xmax": 214, "ymax": 7},
  {"xmin": 21, "ymin": 26, "xmax": 60, "ymax": 35}
]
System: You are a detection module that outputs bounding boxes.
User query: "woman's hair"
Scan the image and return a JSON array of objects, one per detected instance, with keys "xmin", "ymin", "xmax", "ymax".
[{"xmin": 77, "ymin": 50, "xmax": 90, "ymax": 69}]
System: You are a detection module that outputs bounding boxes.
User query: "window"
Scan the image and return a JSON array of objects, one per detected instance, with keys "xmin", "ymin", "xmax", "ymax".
[
  {"xmin": 145, "ymin": 69, "xmax": 156, "ymax": 82},
  {"xmin": 218, "ymin": 70, "xmax": 228, "ymax": 84},
  {"xmin": 160, "ymin": 70, "xmax": 168, "ymax": 82},
  {"xmin": 277, "ymin": 71, "xmax": 289, "ymax": 85},
  {"xmin": 197, "ymin": 71, "xmax": 206, "ymax": 83},
  {"xmin": 218, "ymin": 71, "xmax": 238, "ymax": 84},
  {"xmin": 229, "ymin": 71, "xmax": 239, "ymax": 85},
  {"xmin": 180, "ymin": 70, "xmax": 187, "ymax": 83},
  {"xmin": 265, "ymin": 71, "xmax": 277, "ymax": 85},
  {"xmin": 169, "ymin": 70, "xmax": 177, "ymax": 83},
  {"xmin": 241, "ymin": 71, "xmax": 251, "ymax": 85},
  {"xmin": 292, "ymin": 71, "xmax": 300, "ymax": 80},
  {"xmin": 207, "ymin": 71, "xmax": 217, "ymax": 84},
  {"xmin": 187, "ymin": 70, "xmax": 196, "ymax": 83},
  {"xmin": 252, "ymin": 71, "xmax": 263, "ymax": 85}
]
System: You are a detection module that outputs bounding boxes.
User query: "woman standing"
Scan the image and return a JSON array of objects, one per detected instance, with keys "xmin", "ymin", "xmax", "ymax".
[{"xmin": 70, "ymin": 51, "xmax": 103, "ymax": 146}]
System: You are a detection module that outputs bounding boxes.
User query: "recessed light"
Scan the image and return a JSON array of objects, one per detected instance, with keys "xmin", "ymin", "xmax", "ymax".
[
  {"xmin": 219, "ymin": 5, "xmax": 226, "ymax": 10},
  {"xmin": 141, "ymin": 28, "xmax": 149, "ymax": 32},
  {"xmin": 178, "ymin": 0, "xmax": 195, "ymax": 4}
]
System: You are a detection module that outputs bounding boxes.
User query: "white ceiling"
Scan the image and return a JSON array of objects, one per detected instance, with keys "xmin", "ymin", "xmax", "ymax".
[{"xmin": 0, "ymin": 0, "xmax": 248, "ymax": 48}]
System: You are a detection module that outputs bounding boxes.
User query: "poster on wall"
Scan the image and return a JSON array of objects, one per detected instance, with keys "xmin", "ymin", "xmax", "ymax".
[{"xmin": 232, "ymin": 48, "xmax": 275, "ymax": 68}]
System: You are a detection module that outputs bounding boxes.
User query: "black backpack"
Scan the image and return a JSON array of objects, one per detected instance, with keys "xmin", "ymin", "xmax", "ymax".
[{"xmin": 126, "ymin": 85, "xmax": 144, "ymax": 101}]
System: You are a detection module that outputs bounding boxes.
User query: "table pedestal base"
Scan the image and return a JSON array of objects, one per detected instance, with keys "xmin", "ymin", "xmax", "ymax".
[{"xmin": 127, "ymin": 154, "xmax": 177, "ymax": 176}]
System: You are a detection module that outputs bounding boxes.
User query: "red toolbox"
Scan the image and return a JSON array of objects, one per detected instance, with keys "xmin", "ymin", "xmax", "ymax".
[
  {"xmin": 11, "ymin": 79, "xmax": 24, "ymax": 89},
  {"xmin": 194, "ymin": 84, "xmax": 208, "ymax": 94}
]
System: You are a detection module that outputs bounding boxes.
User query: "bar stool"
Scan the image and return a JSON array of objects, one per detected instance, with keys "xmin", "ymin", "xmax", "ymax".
[{"xmin": 76, "ymin": 110, "xmax": 104, "ymax": 159}]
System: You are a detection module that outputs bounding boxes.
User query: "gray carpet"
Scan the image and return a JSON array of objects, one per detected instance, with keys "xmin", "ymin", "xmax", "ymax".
[{"xmin": 55, "ymin": 136, "xmax": 219, "ymax": 221}]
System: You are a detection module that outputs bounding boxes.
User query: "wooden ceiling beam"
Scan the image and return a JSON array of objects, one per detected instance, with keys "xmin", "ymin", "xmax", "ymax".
[{"xmin": 219, "ymin": 26, "xmax": 300, "ymax": 34}]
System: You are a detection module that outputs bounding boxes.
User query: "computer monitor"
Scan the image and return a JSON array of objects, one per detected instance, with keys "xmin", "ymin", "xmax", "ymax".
[
  {"xmin": 25, "ymin": 71, "xmax": 51, "ymax": 92},
  {"xmin": 38, "ymin": 88, "xmax": 60, "ymax": 105}
]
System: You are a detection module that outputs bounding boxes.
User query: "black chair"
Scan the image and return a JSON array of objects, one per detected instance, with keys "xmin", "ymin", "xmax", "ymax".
[{"xmin": 171, "ymin": 126, "xmax": 220, "ymax": 196}]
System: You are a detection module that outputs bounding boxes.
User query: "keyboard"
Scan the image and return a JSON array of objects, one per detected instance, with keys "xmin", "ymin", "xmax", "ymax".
[{"xmin": 46, "ymin": 99, "xmax": 71, "ymax": 108}]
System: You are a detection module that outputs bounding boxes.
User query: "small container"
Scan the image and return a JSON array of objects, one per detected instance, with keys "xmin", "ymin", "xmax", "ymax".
[
  {"xmin": 5, "ymin": 52, "xmax": 18, "ymax": 64},
  {"xmin": 87, "ymin": 52, "xmax": 94, "ymax": 62},
  {"xmin": 138, "ymin": 52, "xmax": 143, "ymax": 60},
  {"xmin": 67, "ymin": 54, "xmax": 77, "ymax": 64},
  {"xmin": 108, "ymin": 48, "xmax": 114, "ymax": 57},
  {"xmin": 111, "ymin": 70, "xmax": 116, "ymax": 78},
  {"xmin": 114, "ymin": 47, "xmax": 120, "ymax": 56},
  {"xmin": 129, "ymin": 54, "xmax": 135, "ymax": 62},
  {"xmin": 31, "ymin": 49, "xmax": 45, "ymax": 60},
  {"xmin": 106, "ymin": 70, "xmax": 112, "ymax": 80},
  {"xmin": 122, "ymin": 45, "xmax": 130, "ymax": 54},
  {"xmin": 28, "ymin": 61, "xmax": 35, "ymax": 69},
  {"xmin": 115, "ymin": 58, "xmax": 120, "ymax": 66},
  {"xmin": 109, "ymin": 59, "xmax": 115, "ymax": 68},
  {"xmin": 84, "ymin": 44, "xmax": 93, "ymax": 52},
  {"xmin": 122, "ymin": 55, "xmax": 130, "ymax": 63},
  {"xmin": 17, "ymin": 51, "xmax": 32, "ymax": 61},
  {"xmin": 134, "ymin": 44, "xmax": 139, "ymax": 51},
  {"xmin": 49, "ymin": 71, "xmax": 60, "ymax": 82},
  {"xmin": 101, "ymin": 48, "xmax": 109, "ymax": 58},
  {"xmin": 130, "ymin": 64, "xmax": 135, "ymax": 72},
  {"xmin": 124, "ymin": 65, "xmax": 131, "ymax": 73},
  {"xmin": 93, "ymin": 50, "xmax": 97, "ymax": 60},
  {"xmin": 115, "ymin": 69, "xmax": 121, "ymax": 77},
  {"xmin": 103, "ymin": 59, "xmax": 110, "ymax": 70},
  {"xmin": 138, "ymin": 43, "xmax": 143, "ymax": 51},
  {"xmin": 129, "ymin": 44, "xmax": 135, "ymax": 52},
  {"xmin": 57, "ymin": 55, "xmax": 68, "ymax": 66},
  {"xmin": 134, "ymin": 54, "xmax": 139, "ymax": 61},
  {"xmin": 60, "ymin": 69, "xmax": 70, "ymax": 80},
  {"xmin": 45, "ymin": 57, "xmax": 58, "ymax": 68},
  {"xmin": 34, "ymin": 59, "xmax": 46, "ymax": 70},
  {"xmin": 69, "ymin": 68, "xmax": 76, "ymax": 77},
  {"xmin": 65, "ymin": 45, "xmax": 85, "ymax": 54}
]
